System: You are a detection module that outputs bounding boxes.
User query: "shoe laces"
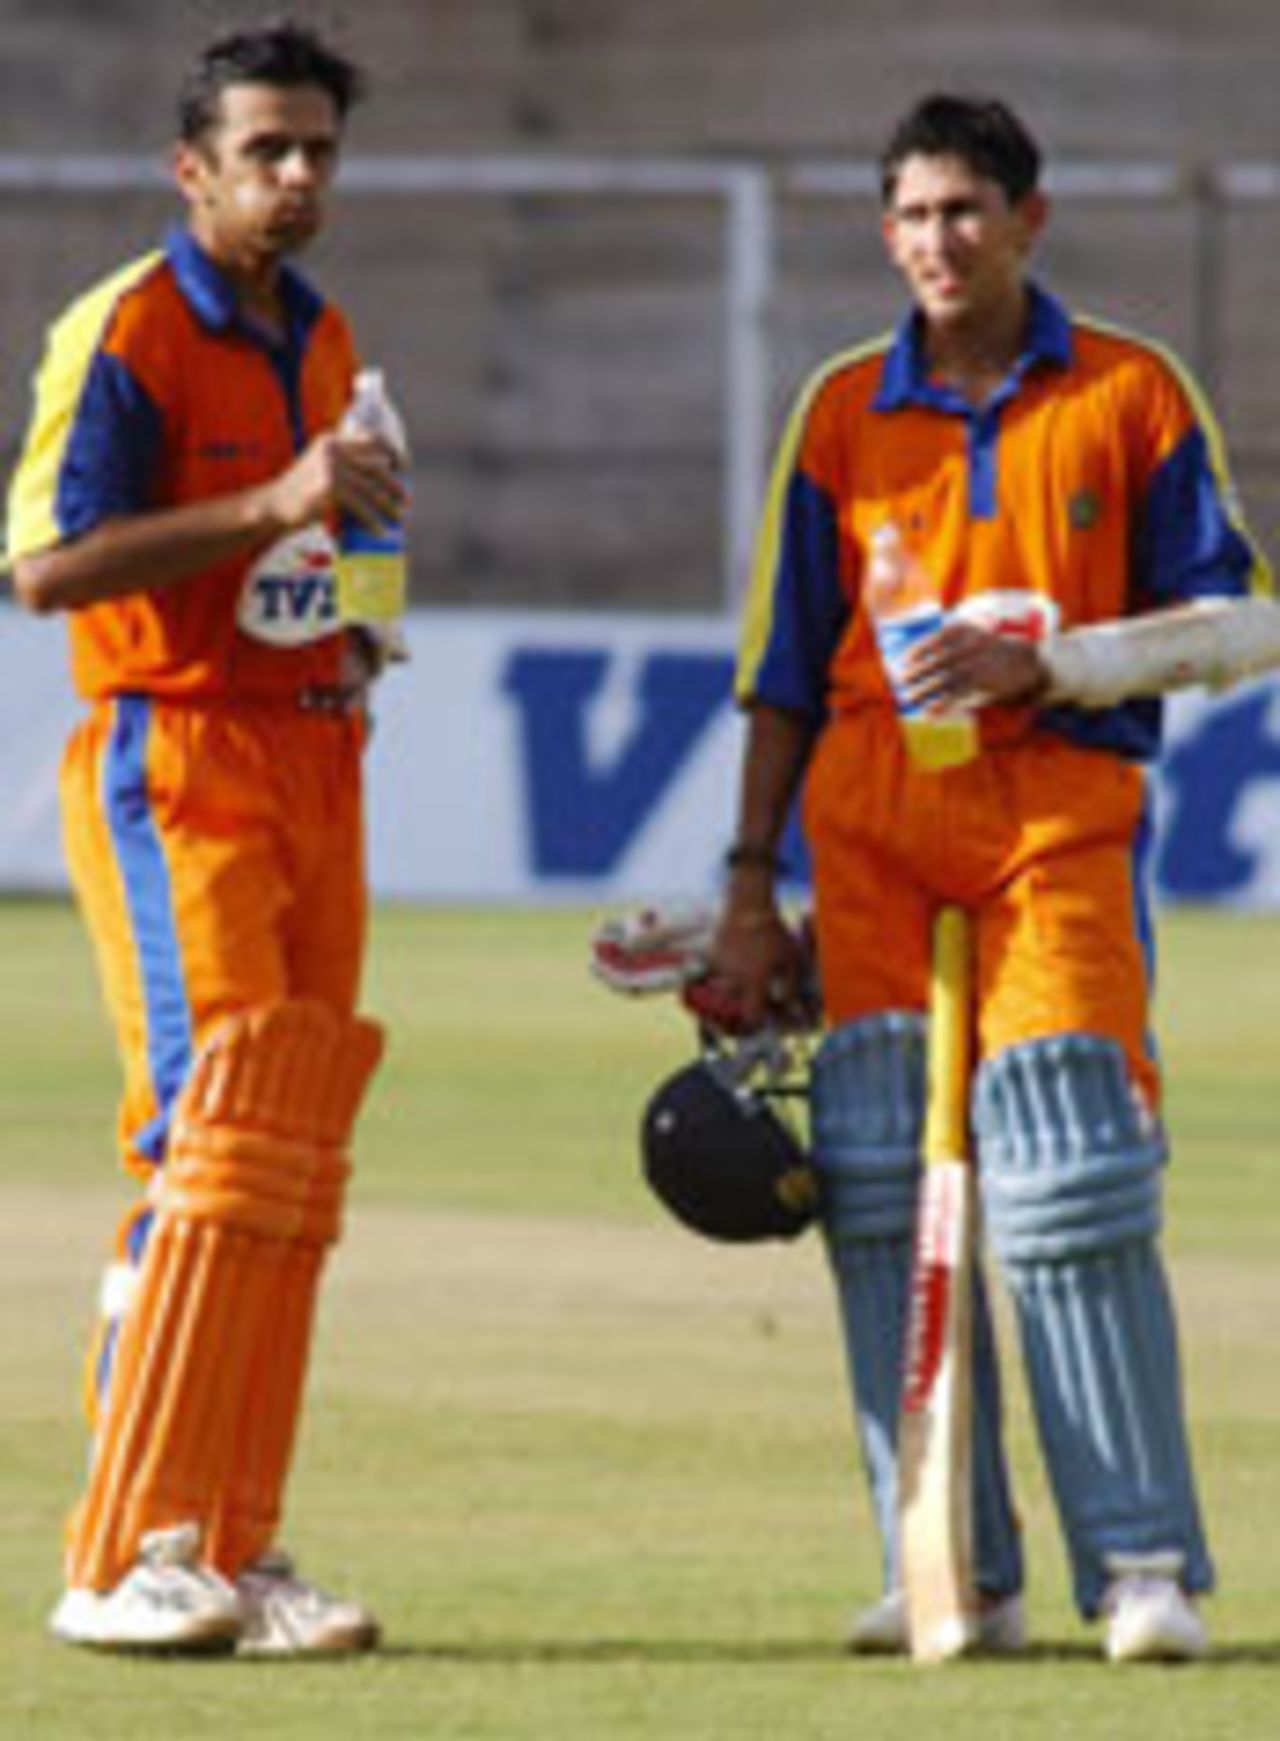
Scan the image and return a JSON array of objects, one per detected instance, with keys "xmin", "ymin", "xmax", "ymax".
[
  {"xmin": 242, "ymin": 1549, "xmax": 299, "ymax": 1584},
  {"xmin": 1104, "ymin": 1551, "xmax": 1186, "ymax": 1613},
  {"xmin": 238, "ymin": 1549, "xmax": 338, "ymax": 1614},
  {"xmin": 139, "ymin": 1523, "xmax": 203, "ymax": 1570}
]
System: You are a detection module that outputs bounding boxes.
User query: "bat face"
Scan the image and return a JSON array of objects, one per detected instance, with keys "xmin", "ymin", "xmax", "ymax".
[
  {"xmin": 901, "ymin": 1158, "xmax": 970, "ymax": 1415},
  {"xmin": 898, "ymin": 906, "xmax": 978, "ymax": 1664},
  {"xmin": 899, "ymin": 1157, "xmax": 977, "ymax": 1662}
]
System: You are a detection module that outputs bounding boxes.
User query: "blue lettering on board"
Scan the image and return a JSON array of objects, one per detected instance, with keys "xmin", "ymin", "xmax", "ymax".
[
  {"xmin": 503, "ymin": 648, "xmax": 733, "ymax": 875},
  {"xmin": 501, "ymin": 640, "xmax": 1280, "ymax": 899},
  {"xmin": 1156, "ymin": 688, "xmax": 1280, "ymax": 899}
]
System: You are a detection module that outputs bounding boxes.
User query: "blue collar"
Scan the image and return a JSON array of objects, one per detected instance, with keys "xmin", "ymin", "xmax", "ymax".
[
  {"xmin": 873, "ymin": 282, "xmax": 1074, "ymax": 413},
  {"xmin": 164, "ymin": 226, "xmax": 325, "ymax": 350}
]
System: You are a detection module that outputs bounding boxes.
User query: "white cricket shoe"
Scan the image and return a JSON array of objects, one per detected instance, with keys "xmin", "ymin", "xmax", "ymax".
[
  {"xmin": 847, "ymin": 1587, "xmax": 1027, "ymax": 1655},
  {"xmin": 235, "ymin": 1549, "xmax": 381, "ymax": 1656},
  {"xmin": 1103, "ymin": 1553, "xmax": 1208, "ymax": 1664},
  {"xmin": 50, "ymin": 1522, "xmax": 243, "ymax": 1653}
]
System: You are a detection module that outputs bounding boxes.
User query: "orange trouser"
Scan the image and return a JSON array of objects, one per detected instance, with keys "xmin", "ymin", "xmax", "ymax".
[
  {"xmin": 58, "ymin": 695, "xmax": 369, "ymax": 1582},
  {"xmin": 804, "ymin": 710, "xmax": 1159, "ymax": 1107},
  {"xmin": 61, "ymin": 695, "xmax": 368, "ymax": 1182}
]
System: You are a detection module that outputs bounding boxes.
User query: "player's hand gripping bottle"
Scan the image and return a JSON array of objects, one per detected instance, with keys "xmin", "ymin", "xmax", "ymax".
[
  {"xmin": 335, "ymin": 367, "xmax": 409, "ymax": 624},
  {"xmin": 864, "ymin": 520, "xmax": 977, "ymax": 771}
]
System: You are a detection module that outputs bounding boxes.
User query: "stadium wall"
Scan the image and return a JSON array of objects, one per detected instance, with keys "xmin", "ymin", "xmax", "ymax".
[
  {"xmin": 5, "ymin": 6, "xmax": 1280, "ymax": 618},
  {"xmin": 3, "ymin": 605, "xmax": 1279, "ymax": 909}
]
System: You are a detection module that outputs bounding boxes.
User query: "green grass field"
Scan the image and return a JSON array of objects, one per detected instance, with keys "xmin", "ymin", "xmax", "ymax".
[{"xmin": 2, "ymin": 899, "xmax": 1278, "ymax": 1738}]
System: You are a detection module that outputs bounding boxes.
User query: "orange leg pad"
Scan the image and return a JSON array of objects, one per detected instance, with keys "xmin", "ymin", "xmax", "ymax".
[
  {"xmin": 65, "ymin": 1000, "xmax": 384, "ymax": 1592},
  {"xmin": 206, "ymin": 1232, "xmax": 326, "ymax": 1572}
]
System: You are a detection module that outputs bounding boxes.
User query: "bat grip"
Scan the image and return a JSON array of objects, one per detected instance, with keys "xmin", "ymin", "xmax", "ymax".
[{"xmin": 923, "ymin": 907, "xmax": 973, "ymax": 1165}]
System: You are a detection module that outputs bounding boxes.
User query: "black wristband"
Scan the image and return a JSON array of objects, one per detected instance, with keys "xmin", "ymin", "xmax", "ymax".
[{"xmin": 724, "ymin": 841, "xmax": 785, "ymax": 874}]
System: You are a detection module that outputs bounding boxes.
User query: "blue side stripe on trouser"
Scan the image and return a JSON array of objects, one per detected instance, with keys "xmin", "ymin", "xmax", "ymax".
[{"xmin": 102, "ymin": 695, "xmax": 194, "ymax": 1165}]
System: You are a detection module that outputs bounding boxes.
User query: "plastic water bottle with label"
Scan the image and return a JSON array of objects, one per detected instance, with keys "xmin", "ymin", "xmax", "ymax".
[
  {"xmin": 335, "ymin": 367, "xmax": 409, "ymax": 624},
  {"xmin": 864, "ymin": 521, "xmax": 977, "ymax": 771}
]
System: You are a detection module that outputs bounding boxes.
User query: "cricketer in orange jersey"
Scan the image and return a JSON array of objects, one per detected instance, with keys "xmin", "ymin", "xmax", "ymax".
[
  {"xmin": 6, "ymin": 24, "xmax": 402, "ymax": 1656},
  {"xmin": 710, "ymin": 94, "xmax": 1267, "ymax": 1662}
]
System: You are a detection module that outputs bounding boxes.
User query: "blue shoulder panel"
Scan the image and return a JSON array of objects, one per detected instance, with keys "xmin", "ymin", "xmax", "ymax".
[
  {"xmin": 56, "ymin": 350, "xmax": 164, "ymax": 540},
  {"xmin": 749, "ymin": 470, "xmax": 849, "ymax": 719}
]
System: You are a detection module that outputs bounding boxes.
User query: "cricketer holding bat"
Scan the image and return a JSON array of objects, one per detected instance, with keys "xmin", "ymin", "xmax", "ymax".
[
  {"xmin": 708, "ymin": 92, "xmax": 1271, "ymax": 1663},
  {"xmin": 6, "ymin": 24, "xmax": 403, "ymax": 1655}
]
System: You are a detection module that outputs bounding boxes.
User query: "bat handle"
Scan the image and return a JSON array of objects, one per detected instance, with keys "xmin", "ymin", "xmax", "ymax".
[{"xmin": 923, "ymin": 907, "xmax": 973, "ymax": 1166}]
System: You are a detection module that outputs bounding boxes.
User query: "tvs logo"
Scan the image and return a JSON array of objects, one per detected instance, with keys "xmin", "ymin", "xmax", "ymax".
[{"xmin": 236, "ymin": 525, "xmax": 338, "ymax": 647}]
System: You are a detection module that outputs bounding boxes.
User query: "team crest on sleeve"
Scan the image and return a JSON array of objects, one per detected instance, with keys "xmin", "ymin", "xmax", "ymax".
[
  {"xmin": 1067, "ymin": 488, "xmax": 1102, "ymax": 531},
  {"xmin": 236, "ymin": 524, "xmax": 339, "ymax": 646}
]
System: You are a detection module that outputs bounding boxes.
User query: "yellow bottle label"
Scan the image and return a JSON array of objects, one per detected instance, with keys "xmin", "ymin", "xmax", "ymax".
[
  {"xmin": 903, "ymin": 712, "xmax": 979, "ymax": 771},
  {"xmin": 335, "ymin": 550, "xmax": 407, "ymax": 624}
]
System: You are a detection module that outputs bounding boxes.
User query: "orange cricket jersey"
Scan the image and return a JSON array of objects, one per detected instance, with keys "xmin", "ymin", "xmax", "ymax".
[
  {"xmin": 736, "ymin": 284, "xmax": 1269, "ymax": 1091},
  {"xmin": 5, "ymin": 226, "xmax": 370, "ymax": 1179},
  {"xmin": 738, "ymin": 283, "xmax": 1268, "ymax": 760},
  {"xmin": 6, "ymin": 226, "xmax": 358, "ymax": 701}
]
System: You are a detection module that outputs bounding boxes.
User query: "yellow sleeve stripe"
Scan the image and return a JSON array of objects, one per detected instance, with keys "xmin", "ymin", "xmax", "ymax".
[
  {"xmin": 1076, "ymin": 313, "xmax": 1273, "ymax": 600},
  {"xmin": 735, "ymin": 334, "xmax": 890, "ymax": 700},
  {"xmin": 5, "ymin": 250, "xmax": 163, "ymax": 563}
]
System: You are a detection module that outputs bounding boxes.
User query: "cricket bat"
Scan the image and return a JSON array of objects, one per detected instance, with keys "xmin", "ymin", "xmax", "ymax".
[{"xmin": 898, "ymin": 905, "xmax": 978, "ymax": 1664}]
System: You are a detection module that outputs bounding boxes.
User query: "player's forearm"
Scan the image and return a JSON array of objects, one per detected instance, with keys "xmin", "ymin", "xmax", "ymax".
[
  {"xmin": 701, "ymin": 701, "xmax": 815, "ymax": 1032},
  {"xmin": 9, "ymin": 485, "xmax": 290, "ymax": 614},
  {"xmin": 723, "ymin": 703, "xmax": 816, "ymax": 910},
  {"xmin": 1041, "ymin": 596, "xmax": 1280, "ymax": 707}
]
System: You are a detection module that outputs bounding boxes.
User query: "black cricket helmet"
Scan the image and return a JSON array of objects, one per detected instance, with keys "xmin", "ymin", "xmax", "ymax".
[{"xmin": 640, "ymin": 1030, "xmax": 819, "ymax": 1242}]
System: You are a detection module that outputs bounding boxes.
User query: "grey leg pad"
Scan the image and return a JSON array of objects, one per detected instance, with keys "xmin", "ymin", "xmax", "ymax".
[
  {"xmin": 815, "ymin": 1014, "xmax": 1023, "ymax": 1598},
  {"xmin": 976, "ymin": 1033, "xmax": 1213, "ymax": 1615}
]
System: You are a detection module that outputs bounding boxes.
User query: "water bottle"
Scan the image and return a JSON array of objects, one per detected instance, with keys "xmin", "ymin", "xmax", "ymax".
[
  {"xmin": 864, "ymin": 521, "xmax": 977, "ymax": 771},
  {"xmin": 335, "ymin": 367, "xmax": 409, "ymax": 624}
]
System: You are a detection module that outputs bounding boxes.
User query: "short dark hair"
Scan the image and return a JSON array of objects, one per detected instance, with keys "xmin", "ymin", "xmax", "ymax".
[
  {"xmin": 880, "ymin": 94, "xmax": 1042, "ymax": 207},
  {"xmin": 177, "ymin": 19, "xmax": 365, "ymax": 143}
]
